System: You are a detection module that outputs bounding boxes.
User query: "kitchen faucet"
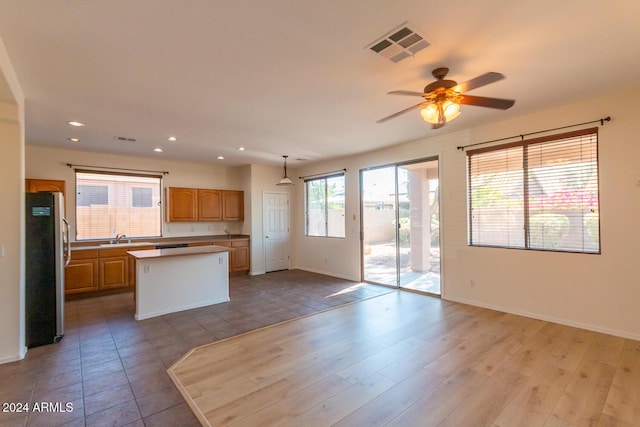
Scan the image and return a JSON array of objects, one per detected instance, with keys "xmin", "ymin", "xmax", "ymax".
[{"xmin": 114, "ymin": 233, "xmax": 127, "ymax": 243}]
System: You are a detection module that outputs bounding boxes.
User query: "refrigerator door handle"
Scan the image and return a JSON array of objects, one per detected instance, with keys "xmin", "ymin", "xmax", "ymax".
[{"xmin": 63, "ymin": 218, "xmax": 71, "ymax": 267}]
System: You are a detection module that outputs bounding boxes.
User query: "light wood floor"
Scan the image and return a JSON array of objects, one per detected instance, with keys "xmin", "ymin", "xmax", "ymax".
[{"xmin": 168, "ymin": 291, "xmax": 640, "ymax": 426}]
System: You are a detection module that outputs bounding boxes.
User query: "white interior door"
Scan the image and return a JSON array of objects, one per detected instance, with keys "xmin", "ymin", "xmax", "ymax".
[{"xmin": 263, "ymin": 192, "xmax": 290, "ymax": 272}]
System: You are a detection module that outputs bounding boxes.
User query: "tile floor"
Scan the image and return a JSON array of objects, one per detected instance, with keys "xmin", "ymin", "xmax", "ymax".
[{"xmin": 0, "ymin": 270, "xmax": 391, "ymax": 426}]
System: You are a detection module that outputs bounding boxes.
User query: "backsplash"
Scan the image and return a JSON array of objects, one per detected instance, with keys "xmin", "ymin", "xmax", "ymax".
[{"xmin": 163, "ymin": 222, "xmax": 242, "ymax": 237}]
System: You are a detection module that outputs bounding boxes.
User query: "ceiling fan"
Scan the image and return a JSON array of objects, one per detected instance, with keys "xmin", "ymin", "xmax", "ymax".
[{"xmin": 377, "ymin": 67, "xmax": 515, "ymax": 128}]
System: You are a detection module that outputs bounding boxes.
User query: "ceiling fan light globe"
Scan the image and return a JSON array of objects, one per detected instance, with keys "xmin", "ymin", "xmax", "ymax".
[
  {"xmin": 443, "ymin": 100, "xmax": 460, "ymax": 117},
  {"xmin": 420, "ymin": 104, "xmax": 439, "ymax": 124}
]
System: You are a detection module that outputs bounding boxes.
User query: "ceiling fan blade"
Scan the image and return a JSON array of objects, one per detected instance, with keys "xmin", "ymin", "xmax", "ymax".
[
  {"xmin": 387, "ymin": 90, "xmax": 426, "ymax": 97},
  {"xmin": 452, "ymin": 72, "xmax": 505, "ymax": 93},
  {"xmin": 377, "ymin": 102, "xmax": 428, "ymax": 123},
  {"xmin": 459, "ymin": 95, "xmax": 515, "ymax": 109}
]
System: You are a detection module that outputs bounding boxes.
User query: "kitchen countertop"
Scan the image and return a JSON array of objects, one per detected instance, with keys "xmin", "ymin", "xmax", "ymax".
[
  {"xmin": 127, "ymin": 245, "xmax": 232, "ymax": 259},
  {"xmin": 71, "ymin": 234, "xmax": 250, "ymax": 251}
]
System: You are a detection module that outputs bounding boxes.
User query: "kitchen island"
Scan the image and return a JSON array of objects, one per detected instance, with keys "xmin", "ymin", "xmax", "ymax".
[{"xmin": 128, "ymin": 245, "xmax": 231, "ymax": 320}]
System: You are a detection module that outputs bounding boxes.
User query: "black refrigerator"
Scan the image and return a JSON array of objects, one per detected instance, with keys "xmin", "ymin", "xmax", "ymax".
[{"xmin": 25, "ymin": 191, "xmax": 70, "ymax": 347}]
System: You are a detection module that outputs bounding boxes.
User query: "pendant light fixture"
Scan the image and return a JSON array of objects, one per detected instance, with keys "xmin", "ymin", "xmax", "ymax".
[{"xmin": 277, "ymin": 155, "xmax": 293, "ymax": 186}]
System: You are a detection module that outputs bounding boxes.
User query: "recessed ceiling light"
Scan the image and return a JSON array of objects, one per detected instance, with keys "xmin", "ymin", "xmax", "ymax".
[
  {"xmin": 153, "ymin": 148, "xmax": 163, "ymax": 153},
  {"xmin": 68, "ymin": 138, "xmax": 80, "ymax": 143},
  {"xmin": 167, "ymin": 136, "xmax": 177, "ymax": 142},
  {"xmin": 217, "ymin": 156, "xmax": 225, "ymax": 160},
  {"xmin": 67, "ymin": 121, "xmax": 85, "ymax": 127},
  {"xmin": 237, "ymin": 147, "xmax": 245, "ymax": 151}
]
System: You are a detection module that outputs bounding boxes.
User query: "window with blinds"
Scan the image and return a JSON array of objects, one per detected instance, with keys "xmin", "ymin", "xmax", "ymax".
[
  {"xmin": 468, "ymin": 128, "xmax": 600, "ymax": 253},
  {"xmin": 75, "ymin": 171, "xmax": 162, "ymax": 240},
  {"xmin": 305, "ymin": 173, "xmax": 345, "ymax": 238}
]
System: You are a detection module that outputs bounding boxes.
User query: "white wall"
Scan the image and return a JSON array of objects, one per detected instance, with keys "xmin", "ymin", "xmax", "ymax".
[
  {"xmin": 238, "ymin": 165, "xmax": 252, "ymax": 236},
  {"xmin": 0, "ymin": 39, "xmax": 26, "ymax": 363},
  {"xmin": 293, "ymin": 87, "xmax": 640, "ymax": 340},
  {"xmin": 26, "ymin": 145, "xmax": 247, "ymax": 240}
]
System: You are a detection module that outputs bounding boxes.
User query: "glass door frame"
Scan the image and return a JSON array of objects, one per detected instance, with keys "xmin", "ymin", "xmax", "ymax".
[
  {"xmin": 359, "ymin": 156, "xmax": 441, "ymax": 295},
  {"xmin": 360, "ymin": 164, "xmax": 401, "ymax": 287}
]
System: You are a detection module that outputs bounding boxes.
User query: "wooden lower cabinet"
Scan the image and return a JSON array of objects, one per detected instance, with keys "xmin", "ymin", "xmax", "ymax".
[
  {"xmin": 99, "ymin": 256, "xmax": 129, "ymax": 289},
  {"xmin": 188, "ymin": 239, "xmax": 250, "ymax": 273},
  {"xmin": 65, "ymin": 250, "xmax": 99, "ymax": 294},
  {"xmin": 66, "ymin": 246, "xmax": 155, "ymax": 295},
  {"xmin": 66, "ymin": 240, "xmax": 249, "ymax": 295},
  {"xmin": 230, "ymin": 240, "xmax": 250, "ymax": 272}
]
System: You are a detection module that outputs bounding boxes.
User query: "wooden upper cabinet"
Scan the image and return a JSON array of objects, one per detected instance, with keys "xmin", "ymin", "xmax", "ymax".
[
  {"xmin": 198, "ymin": 189, "xmax": 222, "ymax": 221},
  {"xmin": 26, "ymin": 179, "xmax": 66, "ymax": 198},
  {"xmin": 166, "ymin": 187, "xmax": 243, "ymax": 222},
  {"xmin": 167, "ymin": 187, "xmax": 198, "ymax": 222},
  {"xmin": 222, "ymin": 190, "xmax": 244, "ymax": 221}
]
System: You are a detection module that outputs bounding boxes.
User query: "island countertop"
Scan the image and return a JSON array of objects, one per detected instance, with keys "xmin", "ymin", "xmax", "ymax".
[{"xmin": 128, "ymin": 245, "xmax": 232, "ymax": 259}]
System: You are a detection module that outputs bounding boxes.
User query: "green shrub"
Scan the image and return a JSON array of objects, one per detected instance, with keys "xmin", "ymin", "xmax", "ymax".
[
  {"xmin": 397, "ymin": 218, "xmax": 410, "ymax": 245},
  {"xmin": 529, "ymin": 214, "xmax": 569, "ymax": 249},
  {"xmin": 584, "ymin": 212, "xmax": 599, "ymax": 242}
]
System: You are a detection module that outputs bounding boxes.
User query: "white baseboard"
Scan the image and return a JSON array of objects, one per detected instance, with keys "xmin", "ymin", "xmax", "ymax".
[
  {"xmin": 249, "ymin": 270, "xmax": 266, "ymax": 276},
  {"xmin": 444, "ymin": 295, "xmax": 640, "ymax": 341},
  {"xmin": 0, "ymin": 346, "xmax": 27, "ymax": 365},
  {"xmin": 295, "ymin": 267, "xmax": 360, "ymax": 282}
]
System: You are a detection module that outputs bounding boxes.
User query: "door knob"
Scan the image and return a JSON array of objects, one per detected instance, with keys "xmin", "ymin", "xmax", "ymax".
[{"xmin": 265, "ymin": 235, "xmax": 270, "ymax": 238}]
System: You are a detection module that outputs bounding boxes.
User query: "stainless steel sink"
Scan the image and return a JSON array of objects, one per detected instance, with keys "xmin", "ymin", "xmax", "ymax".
[{"xmin": 99, "ymin": 242, "xmax": 153, "ymax": 247}]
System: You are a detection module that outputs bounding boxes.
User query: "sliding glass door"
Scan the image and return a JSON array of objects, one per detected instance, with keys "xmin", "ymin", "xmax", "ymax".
[
  {"xmin": 361, "ymin": 159, "xmax": 441, "ymax": 295},
  {"xmin": 361, "ymin": 166, "xmax": 397, "ymax": 286}
]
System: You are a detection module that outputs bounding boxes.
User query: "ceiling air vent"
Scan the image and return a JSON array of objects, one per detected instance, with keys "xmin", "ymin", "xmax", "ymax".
[
  {"xmin": 368, "ymin": 23, "xmax": 430, "ymax": 63},
  {"xmin": 113, "ymin": 136, "xmax": 136, "ymax": 142}
]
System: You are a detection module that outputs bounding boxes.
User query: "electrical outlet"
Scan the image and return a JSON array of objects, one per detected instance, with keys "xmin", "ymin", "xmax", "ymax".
[
  {"xmin": 144, "ymin": 265, "xmax": 151, "ymax": 273},
  {"xmin": 469, "ymin": 279, "xmax": 476, "ymax": 288},
  {"xmin": 323, "ymin": 258, "xmax": 328, "ymax": 264}
]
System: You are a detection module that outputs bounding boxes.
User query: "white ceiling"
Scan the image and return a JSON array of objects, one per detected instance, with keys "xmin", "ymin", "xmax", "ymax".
[{"xmin": 0, "ymin": 1, "xmax": 639, "ymax": 167}]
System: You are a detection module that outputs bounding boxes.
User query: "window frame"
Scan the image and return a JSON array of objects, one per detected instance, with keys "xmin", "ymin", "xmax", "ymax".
[
  {"xmin": 467, "ymin": 127, "xmax": 600, "ymax": 254},
  {"xmin": 304, "ymin": 172, "xmax": 346, "ymax": 238},
  {"xmin": 74, "ymin": 169, "xmax": 163, "ymax": 241}
]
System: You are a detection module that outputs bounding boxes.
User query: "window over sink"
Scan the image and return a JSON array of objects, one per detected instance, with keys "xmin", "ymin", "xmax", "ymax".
[{"xmin": 75, "ymin": 170, "xmax": 162, "ymax": 240}]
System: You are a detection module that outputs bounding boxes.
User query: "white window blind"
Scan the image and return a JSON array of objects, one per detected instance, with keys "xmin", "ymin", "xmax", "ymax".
[
  {"xmin": 305, "ymin": 173, "xmax": 345, "ymax": 238},
  {"xmin": 468, "ymin": 128, "xmax": 600, "ymax": 253},
  {"xmin": 75, "ymin": 171, "xmax": 162, "ymax": 240}
]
